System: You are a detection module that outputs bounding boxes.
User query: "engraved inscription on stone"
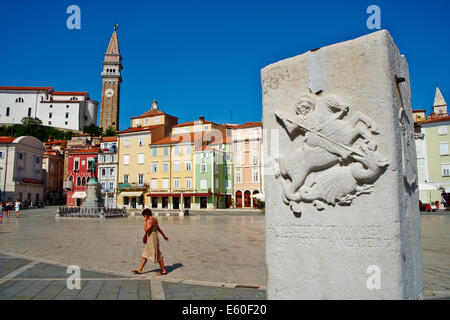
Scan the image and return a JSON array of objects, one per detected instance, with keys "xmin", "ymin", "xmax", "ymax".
[{"xmin": 267, "ymin": 224, "xmax": 394, "ymax": 249}]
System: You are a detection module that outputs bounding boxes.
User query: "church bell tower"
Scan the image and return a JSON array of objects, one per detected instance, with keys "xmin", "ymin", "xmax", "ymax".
[{"xmin": 99, "ymin": 25, "xmax": 122, "ymax": 131}]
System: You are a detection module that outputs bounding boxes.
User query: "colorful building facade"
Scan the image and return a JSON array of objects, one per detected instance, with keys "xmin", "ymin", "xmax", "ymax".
[
  {"xmin": 43, "ymin": 139, "xmax": 67, "ymax": 205},
  {"xmin": 65, "ymin": 147, "xmax": 99, "ymax": 207},
  {"xmin": 0, "ymin": 136, "xmax": 46, "ymax": 204},
  {"xmin": 415, "ymin": 86, "xmax": 450, "ymax": 204},
  {"xmin": 230, "ymin": 122, "xmax": 263, "ymax": 208},
  {"xmin": 146, "ymin": 134, "xmax": 196, "ymax": 209},
  {"xmin": 98, "ymin": 136, "xmax": 118, "ymax": 208},
  {"xmin": 117, "ymin": 102, "xmax": 176, "ymax": 209}
]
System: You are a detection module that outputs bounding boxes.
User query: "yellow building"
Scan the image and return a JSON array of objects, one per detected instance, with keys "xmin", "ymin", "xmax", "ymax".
[
  {"xmin": 141, "ymin": 117, "xmax": 226, "ymax": 210},
  {"xmin": 146, "ymin": 134, "xmax": 196, "ymax": 210},
  {"xmin": 130, "ymin": 100, "xmax": 178, "ymax": 136},
  {"xmin": 171, "ymin": 116, "xmax": 226, "ymax": 138},
  {"xmin": 116, "ymin": 101, "xmax": 178, "ymax": 209}
]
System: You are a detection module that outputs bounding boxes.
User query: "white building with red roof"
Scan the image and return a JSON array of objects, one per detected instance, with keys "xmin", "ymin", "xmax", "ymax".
[
  {"xmin": 415, "ymin": 85, "xmax": 450, "ymax": 206},
  {"xmin": 0, "ymin": 86, "xmax": 98, "ymax": 132},
  {"xmin": 0, "ymin": 136, "xmax": 46, "ymax": 204}
]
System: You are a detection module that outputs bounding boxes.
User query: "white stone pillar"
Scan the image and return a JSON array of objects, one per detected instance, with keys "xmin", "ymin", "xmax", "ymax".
[{"xmin": 262, "ymin": 30, "xmax": 422, "ymax": 299}]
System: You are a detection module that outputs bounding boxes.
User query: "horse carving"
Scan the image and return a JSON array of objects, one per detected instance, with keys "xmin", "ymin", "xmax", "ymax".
[{"xmin": 273, "ymin": 94, "xmax": 388, "ymax": 216}]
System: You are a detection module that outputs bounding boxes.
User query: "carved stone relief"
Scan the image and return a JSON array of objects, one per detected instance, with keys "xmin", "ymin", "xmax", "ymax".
[
  {"xmin": 395, "ymin": 77, "xmax": 417, "ymax": 190},
  {"xmin": 262, "ymin": 66, "xmax": 301, "ymax": 95},
  {"xmin": 273, "ymin": 93, "xmax": 389, "ymax": 216}
]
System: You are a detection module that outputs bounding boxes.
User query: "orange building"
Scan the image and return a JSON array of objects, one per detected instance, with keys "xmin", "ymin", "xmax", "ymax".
[
  {"xmin": 43, "ymin": 139, "xmax": 67, "ymax": 204},
  {"xmin": 230, "ymin": 122, "xmax": 263, "ymax": 208}
]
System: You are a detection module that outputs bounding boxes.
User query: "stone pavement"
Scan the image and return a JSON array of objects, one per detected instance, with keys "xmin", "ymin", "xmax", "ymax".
[
  {"xmin": 0, "ymin": 208, "xmax": 266, "ymax": 286},
  {"xmin": 0, "ymin": 207, "xmax": 448, "ymax": 299},
  {"xmin": 420, "ymin": 212, "xmax": 450, "ymax": 299},
  {"xmin": 0, "ymin": 253, "xmax": 265, "ymax": 300}
]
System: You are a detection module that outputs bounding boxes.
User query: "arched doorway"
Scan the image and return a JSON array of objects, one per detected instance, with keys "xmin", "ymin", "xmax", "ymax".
[
  {"xmin": 235, "ymin": 191, "xmax": 242, "ymax": 208},
  {"xmin": 244, "ymin": 190, "xmax": 251, "ymax": 207},
  {"xmin": 252, "ymin": 190, "xmax": 260, "ymax": 208}
]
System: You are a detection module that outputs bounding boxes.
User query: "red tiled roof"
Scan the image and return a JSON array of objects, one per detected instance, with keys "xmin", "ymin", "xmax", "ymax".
[
  {"xmin": 413, "ymin": 109, "xmax": 426, "ymax": 112},
  {"xmin": 174, "ymin": 120, "xmax": 219, "ymax": 128},
  {"xmin": 68, "ymin": 147, "xmax": 100, "ymax": 154},
  {"xmin": 0, "ymin": 137, "xmax": 16, "ymax": 143},
  {"xmin": 232, "ymin": 122, "xmax": 262, "ymax": 129},
  {"xmin": 131, "ymin": 109, "xmax": 167, "ymax": 119},
  {"xmin": 118, "ymin": 124, "xmax": 163, "ymax": 134},
  {"xmin": 51, "ymin": 91, "xmax": 88, "ymax": 96},
  {"xmin": 415, "ymin": 115, "xmax": 450, "ymax": 125},
  {"xmin": 101, "ymin": 136, "xmax": 117, "ymax": 142},
  {"xmin": 72, "ymin": 133, "xmax": 91, "ymax": 137},
  {"xmin": 45, "ymin": 140, "xmax": 67, "ymax": 145},
  {"xmin": 151, "ymin": 133, "xmax": 195, "ymax": 145},
  {"xmin": 223, "ymin": 124, "xmax": 240, "ymax": 129},
  {"xmin": 41, "ymin": 100, "xmax": 84, "ymax": 104},
  {"xmin": 0, "ymin": 86, "xmax": 54, "ymax": 92},
  {"xmin": 44, "ymin": 151, "xmax": 63, "ymax": 157}
]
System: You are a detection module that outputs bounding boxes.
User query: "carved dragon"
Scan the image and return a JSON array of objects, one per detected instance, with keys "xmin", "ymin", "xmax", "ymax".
[{"xmin": 273, "ymin": 94, "xmax": 388, "ymax": 216}]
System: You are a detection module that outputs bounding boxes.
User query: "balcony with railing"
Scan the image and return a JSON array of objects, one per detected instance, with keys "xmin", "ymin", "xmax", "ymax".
[
  {"xmin": 98, "ymin": 155, "xmax": 117, "ymax": 164},
  {"xmin": 118, "ymin": 182, "xmax": 149, "ymax": 190},
  {"xmin": 100, "ymin": 146, "xmax": 117, "ymax": 154},
  {"xmin": 16, "ymin": 177, "xmax": 44, "ymax": 185}
]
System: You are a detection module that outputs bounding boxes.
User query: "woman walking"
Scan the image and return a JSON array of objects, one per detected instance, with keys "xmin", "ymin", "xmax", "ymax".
[
  {"xmin": 0, "ymin": 201, "xmax": 3, "ymax": 224},
  {"xmin": 15, "ymin": 199, "xmax": 21, "ymax": 218},
  {"xmin": 5, "ymin": 199, "xmax": 12, "ymax": 218},
  {"xmin": 133, "ymin": 208, "xmax": 169, "ymax": 275}
]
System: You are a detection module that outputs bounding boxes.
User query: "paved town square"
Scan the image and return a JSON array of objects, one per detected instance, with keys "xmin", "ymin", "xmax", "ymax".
[{"xmin": 0, "ymin": 207, "xmax": 448, "ymax": 300}]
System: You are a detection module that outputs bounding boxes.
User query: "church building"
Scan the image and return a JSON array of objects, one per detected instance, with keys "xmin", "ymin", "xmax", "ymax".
[{"xmin": 0, "ymin": 87, "xmax": 98, "ymax": 132}]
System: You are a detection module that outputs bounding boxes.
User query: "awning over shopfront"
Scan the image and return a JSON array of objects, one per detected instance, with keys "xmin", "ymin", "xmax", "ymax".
[
  {"xmin": 251, "ymin": 193, "xmax": 265, "ymax": 201},
  {"xmin": 22, "ymin": 178, "xmax": 43, "ymax": 184},
  {"xmin": 72, "ymin": 192, "xmax": 86, "ymax": 199},
  {"xmin": 119, "ymin": 191, "xmax": 143, "ymax": 197},
  {"xmin": 147, "ymin": 193, "xmax": 211, "ymax": 197}
]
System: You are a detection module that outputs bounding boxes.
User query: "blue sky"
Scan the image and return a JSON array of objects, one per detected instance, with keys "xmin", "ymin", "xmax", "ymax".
[{"xmin": 0, "ymin": 0, "xmax": 449, "ymax": 130}]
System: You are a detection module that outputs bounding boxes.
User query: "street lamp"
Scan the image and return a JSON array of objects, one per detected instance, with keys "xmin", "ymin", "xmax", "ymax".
[{"xmin": 180, "ymin": 190, "xmax": 184, "ymax": 215}]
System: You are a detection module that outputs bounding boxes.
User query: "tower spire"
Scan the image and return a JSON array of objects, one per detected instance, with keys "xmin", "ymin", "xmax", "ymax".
[
  {"xmin": 434, "ymin": 85, "xmax": 447, "ymax": 107},
  {"xmin": 432, "ymin": 85, "xmax": 447, "ymax": 115},
  {"xmin": 106, "ymin": 28, "xmax": 120, "ymax": 55}
]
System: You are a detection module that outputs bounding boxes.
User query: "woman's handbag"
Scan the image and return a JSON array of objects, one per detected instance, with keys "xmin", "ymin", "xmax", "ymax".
[{"xmin": 143, "ymin": 233, "xmax": 148, "ymax": 244}]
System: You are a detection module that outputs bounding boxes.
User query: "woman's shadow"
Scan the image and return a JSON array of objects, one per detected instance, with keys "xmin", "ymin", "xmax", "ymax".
[{"xmin": 146, "ymin": 263, "xmax": 183, "ymax": 275}]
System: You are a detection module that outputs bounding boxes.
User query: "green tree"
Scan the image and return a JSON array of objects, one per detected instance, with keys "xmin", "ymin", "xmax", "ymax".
[
  {"xmin": 0, "ymin": 117, "xmax": 75, "ymax": 143},
  {"xmin": 83, "ymin": 124, "xmax": 103, "ymax": 137},
  {"xmin": 20, "ymin": 117, "xmax": 43, "ymax": 139},
  {"xmin": 21, "ymin": 117, "xmax": 43, "ymax": 127},
  {"xmin": 102, "ymin": 125, "xmax": 117, "ymax": 137}
]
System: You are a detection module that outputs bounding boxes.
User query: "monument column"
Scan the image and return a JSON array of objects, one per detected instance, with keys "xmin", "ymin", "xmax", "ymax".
[{"xmin": 262, "ymin": 30, "xmax": 422, "ymax": 299}]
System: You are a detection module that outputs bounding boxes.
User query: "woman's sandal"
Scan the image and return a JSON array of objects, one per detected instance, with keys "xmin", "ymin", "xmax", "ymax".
[
  {"xmin": 156, "ymin": 271, "xmax": 167, "ymax": 275},
  {"xmin": 132, "ymin": 270, "xmax": 142, "ymax": 274}
]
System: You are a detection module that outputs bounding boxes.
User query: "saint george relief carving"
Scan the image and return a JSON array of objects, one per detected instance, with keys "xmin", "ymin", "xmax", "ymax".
[{"xmin": 272, "ymin": 93, "xmax": 389, "ymax": 216}]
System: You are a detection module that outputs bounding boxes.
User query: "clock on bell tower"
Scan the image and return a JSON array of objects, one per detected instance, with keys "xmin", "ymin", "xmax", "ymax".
[{"xmin": 99, "ymin": 24, "xmax": 122, "ymax": 131}]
